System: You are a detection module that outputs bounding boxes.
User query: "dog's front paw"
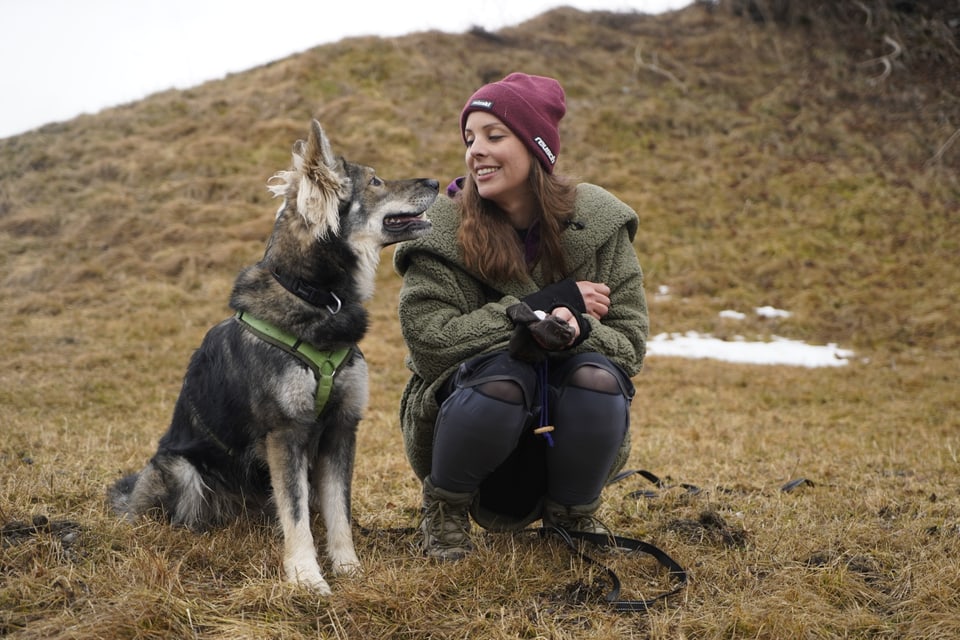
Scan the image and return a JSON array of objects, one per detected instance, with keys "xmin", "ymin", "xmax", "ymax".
[
  {"xmin": 291, "ymin": 572, "xmax": 333, "ymax": 596},
  {"xmin": 286, "ymin": 562, "xmax": 333, "ymax": 596},
  {"xmin": 331, "ymin": 551, "xmax": 362, "ymax": 577}
]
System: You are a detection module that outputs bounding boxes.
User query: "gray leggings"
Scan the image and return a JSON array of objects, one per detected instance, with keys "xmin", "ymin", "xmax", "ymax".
[{"xmin": 430, "ymin": 351, "xmax": 634, "ymax": 507}]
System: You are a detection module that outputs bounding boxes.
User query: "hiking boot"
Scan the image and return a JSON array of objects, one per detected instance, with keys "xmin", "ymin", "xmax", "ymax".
[
  {"xmin": 542, "ymin": 497, "xmax": 610, "ymax": 536},
  {"xmin": 420, "ymin": 477, "xmax": 474, "ymax": 561}
]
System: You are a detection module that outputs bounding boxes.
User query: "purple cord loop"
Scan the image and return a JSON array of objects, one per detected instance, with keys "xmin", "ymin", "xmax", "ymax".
[{"xmin": 536, "ymin": 361, "xmax": 555, "ymax": 447}]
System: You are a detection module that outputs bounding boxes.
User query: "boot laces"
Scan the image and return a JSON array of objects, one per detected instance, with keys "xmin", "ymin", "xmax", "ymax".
[{"xmin": 421, "ymin": 495, "xmax": 472, "ymax": 558}]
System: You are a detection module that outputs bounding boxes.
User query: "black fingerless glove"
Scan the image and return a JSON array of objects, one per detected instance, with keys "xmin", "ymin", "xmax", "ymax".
[
  {"xmin": 505, "ymin": 302, "xmax": 576, "ymax": 363},
  {"xmin": 519, "ymin": 278, "xmax": 592, "ymax": 349},
  {"xmin": 521, "ymin": 278, "xmax": 584, "ymax": 314}
]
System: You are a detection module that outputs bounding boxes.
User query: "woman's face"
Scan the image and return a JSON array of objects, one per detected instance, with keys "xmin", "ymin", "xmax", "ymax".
[{"xmin": 463, "ymin": 111, "xmax": 534, "ymax": 210}]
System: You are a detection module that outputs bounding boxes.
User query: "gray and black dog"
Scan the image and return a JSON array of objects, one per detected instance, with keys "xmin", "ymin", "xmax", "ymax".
[{"xmin": 109, "ymin": 119, "xmax": 436, "ymax": 594}]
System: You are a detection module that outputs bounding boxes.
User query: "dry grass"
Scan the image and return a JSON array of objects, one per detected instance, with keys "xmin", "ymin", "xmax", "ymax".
[{"xmin": 2, "ymin": 4, "xmax": 959, "ymax": 638}]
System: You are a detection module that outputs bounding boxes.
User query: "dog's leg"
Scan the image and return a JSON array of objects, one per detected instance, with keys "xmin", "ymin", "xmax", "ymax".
[
  {"xmin": 265, "ymin": 431, "xmax": 330, "ymax": 594},
  {"xmin": 312, "ymin": 419, "xmax": 361, "ymax": 576},
  {"xmin": 311, "ymin": 361, "xmax": 365, "ymax": 577}
]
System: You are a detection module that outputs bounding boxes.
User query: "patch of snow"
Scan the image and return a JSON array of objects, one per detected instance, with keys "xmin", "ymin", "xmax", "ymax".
[{"xmin": 646, "ymin": 331, "xmax": 854, "ymax": 368}]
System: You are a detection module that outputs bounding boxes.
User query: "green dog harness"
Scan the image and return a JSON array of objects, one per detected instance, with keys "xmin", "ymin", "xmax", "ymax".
[{"xmin": 235, "ymin": 311, "xmax": 356, "ymax": 418}]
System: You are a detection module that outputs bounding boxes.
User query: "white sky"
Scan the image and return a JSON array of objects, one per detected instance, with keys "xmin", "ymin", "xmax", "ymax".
[{"xmin": 0, "ymin": 0, "xmax": 692, "ymax": 139}]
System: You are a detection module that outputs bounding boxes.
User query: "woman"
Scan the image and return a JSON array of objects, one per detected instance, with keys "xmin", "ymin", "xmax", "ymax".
[{"xmin": 394, "ymin": 72, "xmax": 648, "ymax": 560}]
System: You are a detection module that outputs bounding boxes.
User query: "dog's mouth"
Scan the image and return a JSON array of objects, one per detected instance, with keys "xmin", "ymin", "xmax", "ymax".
[{"xmin": 383, "ymin": 212, "xmax": 432, "ymax": 234}]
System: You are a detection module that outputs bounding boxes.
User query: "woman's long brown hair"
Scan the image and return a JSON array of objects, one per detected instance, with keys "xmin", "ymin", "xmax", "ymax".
[{"xmin": 457, "ymin": 161, "xmax": 577, "ymax": 284}]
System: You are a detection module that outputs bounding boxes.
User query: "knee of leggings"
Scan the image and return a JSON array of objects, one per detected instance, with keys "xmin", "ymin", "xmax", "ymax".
[
  {"xmin": 475, "ymin": 380, "xmax": 525, "ymax": 404},
  {"xmin": 567, "ymin": 364, "xmax": 621, "ymax": 395}
]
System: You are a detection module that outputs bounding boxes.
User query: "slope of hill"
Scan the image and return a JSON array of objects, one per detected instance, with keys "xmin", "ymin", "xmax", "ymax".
[
  {"xmin": 2, "ymin": 4, "xmax": 957, "ymax": 353},
  {"xmin": 1, "ymin": 4, "xmax": 958, "ymax": 638}
]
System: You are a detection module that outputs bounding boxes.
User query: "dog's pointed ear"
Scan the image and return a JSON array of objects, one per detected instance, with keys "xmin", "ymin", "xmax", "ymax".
[
  {"xmin": 302, "ymin": 119, "xmax": 343, "ymax": 200},
  {"xmin": 292, "ymin": 139, "xmax": 306, "ymax": 159},
  {"xmin": 306, "ymin": 120, "xmax": 339, "ymax": 173},
  {"xmin": 296, "ymin": 120, "xmax": 344, "ymax": 239}
]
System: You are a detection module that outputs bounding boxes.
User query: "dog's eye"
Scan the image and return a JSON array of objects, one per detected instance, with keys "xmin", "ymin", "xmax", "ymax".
[{"xmin": 369, "ymin": 175, "xmax": 383, "ymax": 187}]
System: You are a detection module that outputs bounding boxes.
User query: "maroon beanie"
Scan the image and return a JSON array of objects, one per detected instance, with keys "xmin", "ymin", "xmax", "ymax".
[{"xmin": 460, "ymin": 72, "xmax": 566, "ymax": 173}]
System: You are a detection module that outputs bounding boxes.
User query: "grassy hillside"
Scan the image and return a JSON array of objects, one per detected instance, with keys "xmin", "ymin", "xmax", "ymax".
[{"xmin": 1, "ymin": 4, "xmax": 958, "ymax": 638}]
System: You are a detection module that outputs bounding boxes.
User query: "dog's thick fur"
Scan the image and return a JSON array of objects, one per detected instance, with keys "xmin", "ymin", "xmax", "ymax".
[{"xmin": 109, "ymin": 120, "xmax": 436, "ymax": 594}]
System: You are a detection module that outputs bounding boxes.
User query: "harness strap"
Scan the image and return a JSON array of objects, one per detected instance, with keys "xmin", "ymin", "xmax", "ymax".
[
  {"xmin": 234, "ymin": 311, "xmax": 354, "ymax": 418},
  {"xmin": 544, "ymin": 525, "xmax": 688, "ymax": 612}
]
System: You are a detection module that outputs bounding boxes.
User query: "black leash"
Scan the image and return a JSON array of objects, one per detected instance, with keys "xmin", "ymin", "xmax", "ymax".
[
  {"xmin": 542, "ymin": 524, "xmax": 688, "ymax": 612},
  {"xmin": 359, "ymin": 522, "xmax": 688, "ymax": 613},
  {"xmin": 359, "ymin": 467, "xmax": 693, "ymax": 614},
  {"xmin": 612, "ymin": 468, "xmax": 703, "ymax": 498},
  {"xmin": 615, "ymin": 467, "xmax": 817, "ymax": 497}
]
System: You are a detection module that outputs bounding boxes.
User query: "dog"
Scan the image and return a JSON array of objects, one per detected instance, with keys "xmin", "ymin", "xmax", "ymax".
[{"xmin": 109, "ymin": 119, "xmax": 436, "ymax": 594}]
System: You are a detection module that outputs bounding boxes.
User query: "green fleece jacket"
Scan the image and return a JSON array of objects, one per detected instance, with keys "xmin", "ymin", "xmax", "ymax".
[{"xmin": 393, "ymin": 183, "xmax": 648, "ymax": 481}]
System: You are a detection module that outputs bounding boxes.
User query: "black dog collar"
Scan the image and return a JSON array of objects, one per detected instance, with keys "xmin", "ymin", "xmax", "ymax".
[{"xmin": 272, "ymin": 269, "xmax": 342, "ymax": 314}]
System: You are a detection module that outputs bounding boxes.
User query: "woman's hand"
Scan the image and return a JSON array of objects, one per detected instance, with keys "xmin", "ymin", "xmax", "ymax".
[
  {"xmin": 577, "ymin": 281, "xmax": 611, "ymax": 319},
  {"xmin": 548, "ymin": 306, "xmax": 580, "ymax": 346}
]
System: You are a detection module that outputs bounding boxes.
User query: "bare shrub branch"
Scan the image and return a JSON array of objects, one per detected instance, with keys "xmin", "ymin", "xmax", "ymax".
[
  {"xmin": 853, "ymin": 0, "xmax": 872, "ymax": 28},
  {"xmin": 926, "ymin": 126, "xmax": 960, "ymax": 168},
  {"xmin": 858, "ymin": 35, "xmax": 903, "ymax": 84},
  {"xmin": 634, "ymin": 46, "xmax": 688, "ymax": 93}
]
